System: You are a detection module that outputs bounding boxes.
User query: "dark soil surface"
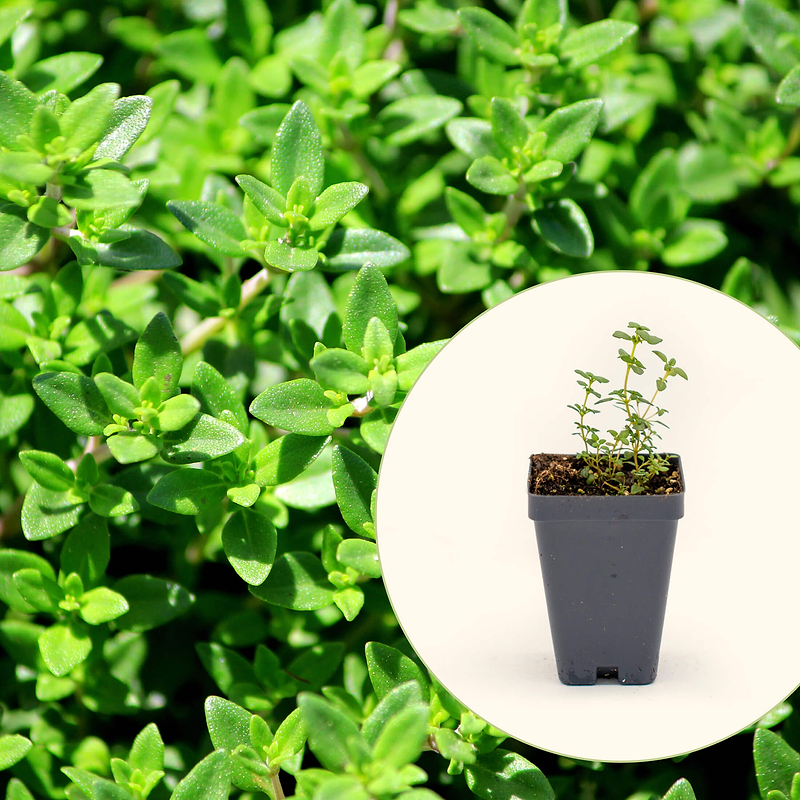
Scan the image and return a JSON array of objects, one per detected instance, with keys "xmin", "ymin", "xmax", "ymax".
[{"xmin": 529, "ymin": 453, "xmax": 684, "ymax": 496}]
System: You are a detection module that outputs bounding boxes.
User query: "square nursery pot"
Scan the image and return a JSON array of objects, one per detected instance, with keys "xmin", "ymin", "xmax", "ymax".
[{"xmin": 527, "ymin": 455, "xmax": 685, "ymax": 686}]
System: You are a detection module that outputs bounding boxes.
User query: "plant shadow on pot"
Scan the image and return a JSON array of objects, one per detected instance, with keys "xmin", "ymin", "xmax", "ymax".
[{"xmin": 528, "ymin": 454, "xmax": 685, "ymax": 686}]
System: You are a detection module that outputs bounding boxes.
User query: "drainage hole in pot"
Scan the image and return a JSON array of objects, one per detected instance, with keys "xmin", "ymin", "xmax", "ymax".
[{"xmin": 596, "ymin": 667, "xmax": 618, "ymax": 682}]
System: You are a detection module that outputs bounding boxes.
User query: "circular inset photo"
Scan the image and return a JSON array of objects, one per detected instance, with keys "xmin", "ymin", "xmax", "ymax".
[{"xmin": 376, "ymin": 271, "xmax": 800, "ymax": 762}]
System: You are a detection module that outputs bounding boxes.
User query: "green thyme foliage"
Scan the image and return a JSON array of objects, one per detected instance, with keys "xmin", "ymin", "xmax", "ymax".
[
  {"xmin": 0, "ymin": 72, "xmax": 179, "ymax": 273},
  {"xmin": 0, "ymin": 0, "xmax": 799, "ymax": 798},
  {"xmin": 570, "ymin": 322, "xmax": 687, "ymax": 494}
]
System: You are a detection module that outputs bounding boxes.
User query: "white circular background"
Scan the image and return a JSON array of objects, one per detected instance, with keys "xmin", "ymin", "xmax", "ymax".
[{"xmin": 376, "ymin": 271, "xmax": 800, "ymax": 762}]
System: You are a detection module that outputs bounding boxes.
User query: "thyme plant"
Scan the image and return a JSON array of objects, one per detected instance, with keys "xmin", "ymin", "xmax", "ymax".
[{"xmin": 570, "ymin": 322, "xmax": 687, "ymax": 495}]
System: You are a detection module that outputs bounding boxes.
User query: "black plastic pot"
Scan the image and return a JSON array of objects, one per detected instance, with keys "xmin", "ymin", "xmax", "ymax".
[{"xmin": 527, "ymin": 455, "xmax": 685, "ymax": 686}]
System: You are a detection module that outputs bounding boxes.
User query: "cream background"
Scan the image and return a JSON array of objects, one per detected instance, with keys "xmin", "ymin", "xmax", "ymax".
[{"xmin": 376, "ymin": 271, "xmax": 800, "ymax": 762}]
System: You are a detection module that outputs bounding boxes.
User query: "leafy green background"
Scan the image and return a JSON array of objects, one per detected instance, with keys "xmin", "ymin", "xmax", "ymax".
[{"xmin": 0, "ymin": 0, "xmax": 799, "ymax": 798}]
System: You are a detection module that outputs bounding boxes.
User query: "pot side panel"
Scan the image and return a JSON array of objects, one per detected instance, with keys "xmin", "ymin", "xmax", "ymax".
[{"xmin": 535, "ymin": 521, "xmax": 678, "ymax": 685}]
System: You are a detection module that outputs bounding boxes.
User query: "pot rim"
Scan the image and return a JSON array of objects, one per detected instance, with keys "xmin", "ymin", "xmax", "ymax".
[{"xmin": 527, "ymin": 453, "xmax": 685, "ymax": 522}]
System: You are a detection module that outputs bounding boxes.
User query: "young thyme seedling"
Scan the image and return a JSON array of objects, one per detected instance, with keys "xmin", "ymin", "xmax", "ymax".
[{"xmin": 568, "ymin": 322, "xmax": 688, "ymax": 495}]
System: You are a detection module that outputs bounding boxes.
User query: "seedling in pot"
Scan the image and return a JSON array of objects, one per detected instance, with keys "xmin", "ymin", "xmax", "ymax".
[{"xmin": 568, "ymin": 322, "xmax": 687, "ymax": 495}]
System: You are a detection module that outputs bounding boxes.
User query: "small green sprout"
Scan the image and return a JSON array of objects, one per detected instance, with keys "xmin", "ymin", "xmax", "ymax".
[{"xmin": 569, "ymin": 322, "xmax": 688, "ymax": 495}]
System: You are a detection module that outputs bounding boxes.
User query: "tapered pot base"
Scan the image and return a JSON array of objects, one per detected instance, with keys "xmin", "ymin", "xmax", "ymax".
[{"xmin": 535, "ymin": 519, "xmax": 678, "ymax": 685}]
